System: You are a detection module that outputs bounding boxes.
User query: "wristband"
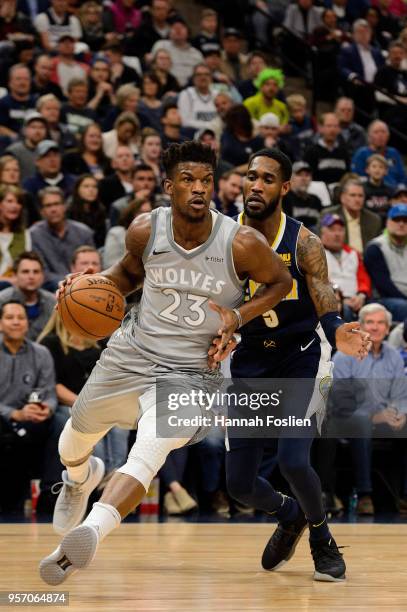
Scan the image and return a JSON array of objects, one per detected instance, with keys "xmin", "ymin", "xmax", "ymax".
[
  {"xmin": 320, "ymin": 311, "xmax": 343, "ymax": 349},
  {"xmin": 232, "ymin": 308, "xmax": 243, "ymax": 329}
]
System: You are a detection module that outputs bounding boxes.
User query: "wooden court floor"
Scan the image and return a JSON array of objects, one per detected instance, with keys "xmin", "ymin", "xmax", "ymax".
[{"xmin": 0, "ymin": 523, "xmax": 406, "ymax": 611}]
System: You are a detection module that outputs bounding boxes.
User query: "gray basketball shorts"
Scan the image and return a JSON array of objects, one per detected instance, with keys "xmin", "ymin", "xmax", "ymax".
[{"xmin": 71, "ymin": 327, "xmax": 220, "ymax": 445}]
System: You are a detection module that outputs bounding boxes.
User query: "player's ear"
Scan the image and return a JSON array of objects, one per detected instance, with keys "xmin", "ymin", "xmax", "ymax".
[
  {"xmin": 163, "ymin": 178, "xmax": 173, "ymax": 196},
  {"xmin": 281, "ymin": 180, "xmax": 291, "ymax": 197}
]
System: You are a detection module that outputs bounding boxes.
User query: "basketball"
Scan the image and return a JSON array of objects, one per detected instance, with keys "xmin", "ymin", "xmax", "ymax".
[{"xmin": 58, "ymin": 274, "xmax": 125, "ymax": 340}]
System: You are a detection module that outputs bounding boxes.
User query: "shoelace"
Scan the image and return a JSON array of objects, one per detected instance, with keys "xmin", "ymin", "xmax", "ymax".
[
  {"xmin": 51, "ymin": 480, "xmax": 84, "ymax": 514},
  {"xmin": 312, "ymin": 541, "xmax": 347, "ymax": 560}
]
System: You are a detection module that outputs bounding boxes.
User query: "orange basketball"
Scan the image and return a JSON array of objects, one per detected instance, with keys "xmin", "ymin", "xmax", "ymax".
[{"xmin": 58, "ymin": 274, "xmax": 125, "ymax": 340}]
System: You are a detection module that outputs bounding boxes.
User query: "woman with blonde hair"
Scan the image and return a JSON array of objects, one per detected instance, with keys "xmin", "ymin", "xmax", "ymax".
[
  {"xmin": 38, "ymin": 311, "xmax": 129, "ymax": 474},
  {"xmin": 102, "ymin": 84, "xmax": 140, "ymax": 131},
  {"xmin": 0, "ymin": 155, "xmax": 21, "ymax": 188},
  {"xmin": 102, "ymin": 111, "xmax": 140, "ymax": 159}
]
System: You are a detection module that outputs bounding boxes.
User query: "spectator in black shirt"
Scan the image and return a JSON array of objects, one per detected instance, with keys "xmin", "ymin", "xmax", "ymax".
[
  {"xmin": 375, "ymin": 41, "xmax": 407, "ymax": 101},
  {"xmin": 335, "ymin": 96, "xmax": 367, "ymax": 156},
  {"xmin": 220, "ymin": 104, "xmax": 263, "ymax": 171},
  {"xmin": 151, "ymin": 48, "xmax": 180, "ymax": 99},
  {"xmin": 283, "ymin": 161, "xmax": 322, "ymax": 231},
  {"xmin": 237, "ymin": 51, "xmax": 268, "ymax": 100},
  {"xmin": 68, "ymin": 174, "xmax": 106, "ymax": 248},
  {"xmin": 374, "ymin": 40, "xmax": 407, "ymax": 151},
  {"xmin": 31, "ymin": 54, "xmax": 64, "ymax": 101},
  {"xmin": 36, "ymin": 94, "xmax": 77, "ymax": 152},
  {"xmin": 102, "ymin": 42, "xmax": 141, "ymax": 89},
  {"xmin": 87, "ymin": 57, "xmax": 116, "ymax": 122},
  {"xmin": 304, "ymin": 112, "xmax": 349, "ymax": 188},
  {"xmin": 62, "ymin": 123, "xmax": 112, "ymax": 180},
  {"xmin": 213, "ymin": 170, "xmax": 242, "ymax": 217},
  {"xmin": 124, "ymin": 0, "xmax": 171, "ymax": 60},
  {"xmin": 362, "ymin": 153, "xmax": 394, "ymax": 225},
  {"xmin": 78, "ymin": 1, "xmax": 111, "ymax": 52},
  {"xmin": 61, "ymin": 78, "xmax": 97, "ymax": 137},
  {"xmin": 160, "ymin": 103, "xmax": 190, "ymax": 148},
  {"xmin": 98, "ymin": 145, "xmax": 135, "ymax": 212},
  {"xmin": 192, "ymin": 8, "xmax": 220, "ymax": 55},
  {"xmin": 0, "ymin": 64, "xmax": 36, "ymax": 140}
]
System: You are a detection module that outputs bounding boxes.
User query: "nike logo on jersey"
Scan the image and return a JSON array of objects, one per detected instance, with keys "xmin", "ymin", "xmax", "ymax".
[
  {"xmin": 300, "ymin": 338, "xmax": 315, "ymax": 351},
  {"xmin": 153, "ymin": 249, "xmax": 171, "ymax": 255}
]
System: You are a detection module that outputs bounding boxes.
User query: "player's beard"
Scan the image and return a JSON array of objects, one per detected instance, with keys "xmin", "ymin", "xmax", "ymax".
[{"xmin": 243, "ymin": 194, "xmax": 280, "ymax": 220}]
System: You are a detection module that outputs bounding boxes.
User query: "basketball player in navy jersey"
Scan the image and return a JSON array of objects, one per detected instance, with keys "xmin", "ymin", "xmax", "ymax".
[
  {"xmin": 39, "ymin": 142, "xmax": 294, "ymax": 585},
  {"xmin": 225, "ymin": 149, "xmax": 371, "ymax": 582}
]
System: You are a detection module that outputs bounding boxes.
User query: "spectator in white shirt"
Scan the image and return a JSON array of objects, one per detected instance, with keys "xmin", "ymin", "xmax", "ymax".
[
  {"xmin": 34, "ymin": 0, "xmax": 82, "ymax": 52},
  {"xmin": 178, "ymin": 64, "xmax": 218, "ymax": 132},
  {"xmin": 151, "ymin": 18, "xmax": 203, "ymax": 87}
]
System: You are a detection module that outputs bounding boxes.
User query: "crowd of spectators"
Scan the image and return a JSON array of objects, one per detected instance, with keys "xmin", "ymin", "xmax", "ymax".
[{"xmin": 0, "ymin": 0, "xmax": 407, "ymax": 520}]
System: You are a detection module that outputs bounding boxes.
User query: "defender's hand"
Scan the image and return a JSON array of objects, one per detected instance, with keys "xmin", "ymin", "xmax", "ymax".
[
  {"xmin": 207, "ymin": 335, "xmax": 238, "ymax": 370},
  {"xmin": 55, "ymin": 267, "xmax": 96, "ymax": 307},
  {"xmin": 335, "ymin": 322, "xmax": 371, "ymax": 360},
  {"xmin": 208, "ymin": 301, "xmax": 240, "ymax": 363}
]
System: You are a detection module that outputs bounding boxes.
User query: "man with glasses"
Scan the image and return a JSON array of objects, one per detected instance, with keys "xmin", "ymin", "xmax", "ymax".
[
  {"xmin": 177, "ymin": 63, "xmax": 218, "ymax": 132},
  {"xmin": 30, "ymin": 186, "xmax": 94, "ymax": 291}
]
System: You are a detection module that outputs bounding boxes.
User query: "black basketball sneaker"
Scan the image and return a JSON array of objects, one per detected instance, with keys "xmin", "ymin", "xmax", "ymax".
[
  {"xmin": 310, "ymin": 537, "xmax": 346, "ymax": 581},
  {"xmin": 261, "ymin": 506, "xmax": 308, "ymax": 570}
]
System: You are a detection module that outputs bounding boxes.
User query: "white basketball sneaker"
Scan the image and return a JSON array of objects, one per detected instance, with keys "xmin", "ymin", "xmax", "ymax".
[
  {"xmin": 39, "ymin": 524, "xmax": 100, "ymax": 585},
  {"xmin": 52, "ymin": 456, "xmax": 105, "ymax": 535}
]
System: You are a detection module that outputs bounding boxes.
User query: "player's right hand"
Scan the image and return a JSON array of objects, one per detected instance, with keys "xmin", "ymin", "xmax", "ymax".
[
  {"xmin": 335, "ymin": 322, "xmax": 372, "ymax": 360},
  {"xmin": 55, "ymin": 267, "xmax": 96, "ymax": 307}
]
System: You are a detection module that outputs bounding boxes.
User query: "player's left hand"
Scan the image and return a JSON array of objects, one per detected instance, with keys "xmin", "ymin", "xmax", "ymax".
[
  {"xmin": 335, "ymin": 322, "xmax": 372, "ymax": 360},
  {"xmin": 208, "ymin": 301, "xmax": 240, "ymax": 365}
]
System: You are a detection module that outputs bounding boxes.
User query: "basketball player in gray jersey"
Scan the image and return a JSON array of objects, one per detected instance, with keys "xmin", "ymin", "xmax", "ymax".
[{"xmin": 40, "ymin": 142, "xmax": 292, "ymax": 585}]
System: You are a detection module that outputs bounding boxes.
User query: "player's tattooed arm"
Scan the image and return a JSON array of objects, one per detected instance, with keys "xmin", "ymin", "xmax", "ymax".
[
  {"xmin": 296, "ymin": 225, "xmax": 338, "ymax": 317},
  {"xmin": 102, "ymin": 213, "xmax": 151, "ymax": 296}
]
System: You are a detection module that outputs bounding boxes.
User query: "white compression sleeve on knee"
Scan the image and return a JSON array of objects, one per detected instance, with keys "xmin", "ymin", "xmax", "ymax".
[
  {"xmin": 59, "ymin": 418, "xmax": 109, "ymax": 483},
  {"xmin": 117, "ymin": 435, "xmax": 190, "ymax": 491},
  {"xmin": 83, "ymin": 502, "xmax": 121, "ymax": 542}
]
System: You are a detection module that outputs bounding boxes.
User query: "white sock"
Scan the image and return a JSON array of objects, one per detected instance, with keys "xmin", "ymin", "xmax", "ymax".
[
  {"xmin": 83, "ymin": 502, "xmax": 121, "ymax": 542},
  {"xmin": 66, "ymin": 460, "xmax": 90, "ymax": 484}
]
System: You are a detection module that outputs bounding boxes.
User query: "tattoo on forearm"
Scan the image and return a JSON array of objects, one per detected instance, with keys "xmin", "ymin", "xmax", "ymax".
[{"xmin": 297, "ymin": 232, "xmax": 338, "ymax": 316}]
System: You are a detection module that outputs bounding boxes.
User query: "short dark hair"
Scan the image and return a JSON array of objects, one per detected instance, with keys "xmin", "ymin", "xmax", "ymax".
[
  {"xmin": 13, "ymin": 250, "xmax": 44, "ymax": 273},
  {"xmin": 162, "ymin": 102, "xmax": 178, "ymax": 115},
  {"xmin": 248, "ymin": 148, "xmax": 292, "ymax": 182},
  {"xmin": 162, "ymin": 141, "xmax": 217, "ymax": 178},
  {"xmin": 0, "ymin": 300, "xmax": 26, "ymax": 319},
  {"xmin": 134, "ymin": 163, "xmax": 155, "ymax": 176}
]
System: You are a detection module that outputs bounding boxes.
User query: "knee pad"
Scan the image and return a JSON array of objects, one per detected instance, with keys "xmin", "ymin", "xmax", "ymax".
[
  {"xmin": 59, "ymin": 418, "xmax": 109, "ymax": 465},
  {"xmin": 117, "ymin": 435, "xmax": 187, "ymax": 492}
]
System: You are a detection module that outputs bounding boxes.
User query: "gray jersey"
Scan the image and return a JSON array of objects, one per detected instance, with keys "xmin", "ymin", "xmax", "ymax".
[{"xmin": 123, "ymin": 207, "xmax": 244, "ymax": 370}]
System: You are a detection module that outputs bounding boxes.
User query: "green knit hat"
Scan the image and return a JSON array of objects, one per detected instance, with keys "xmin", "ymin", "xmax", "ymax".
[{"xmin": 254, "ymin": 67, "xmax": 284, "ymax": 90}]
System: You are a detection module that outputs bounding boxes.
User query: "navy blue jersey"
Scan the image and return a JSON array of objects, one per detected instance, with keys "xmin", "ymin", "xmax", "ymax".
[{"xmin": 238, "ymin": 211, "xmax": 319, "ymax": 349}]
